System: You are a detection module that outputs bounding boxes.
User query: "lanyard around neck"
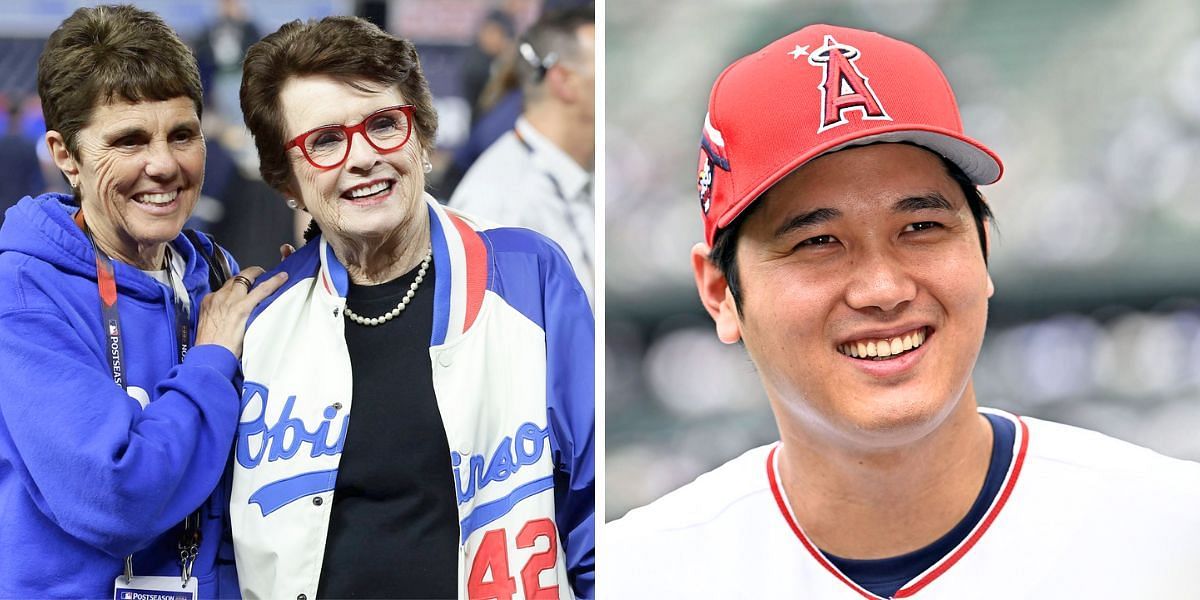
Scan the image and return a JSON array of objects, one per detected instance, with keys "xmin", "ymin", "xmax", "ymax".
[
  {"xmin": 73, "ymin": 210, "xmax": 190, "ymax": 385},
  {"xmin": 75, "ymin": 210, "xmax": 201, "ymax": 584}
]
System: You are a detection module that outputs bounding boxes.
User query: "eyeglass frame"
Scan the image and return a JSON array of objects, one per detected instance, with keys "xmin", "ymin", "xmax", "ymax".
[{"xmin": 284, "ymin": 104, "xmax": 417, "ymax": 170}]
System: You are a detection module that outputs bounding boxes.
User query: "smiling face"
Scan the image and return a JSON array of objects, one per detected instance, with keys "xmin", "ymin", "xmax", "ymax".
[
  {"xmin": 278, "ymin": 75, "xmax": 427, "ymax": 250},
  {"xmin": 49, "ymin": 97, "xmax": 204, "ymax": 268},
  {"xmin": 697, "ymin": 143, "xmax": 993, "ymax": 451}
]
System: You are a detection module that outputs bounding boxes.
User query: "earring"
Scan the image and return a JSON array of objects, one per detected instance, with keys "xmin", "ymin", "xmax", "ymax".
[
  {"xmin": 422, "ymin": 160, "xmax": 433, "ymax": 174},
  {"xmin": 286, "ymin": 198, "xmax": 299, "ymax": 210}
]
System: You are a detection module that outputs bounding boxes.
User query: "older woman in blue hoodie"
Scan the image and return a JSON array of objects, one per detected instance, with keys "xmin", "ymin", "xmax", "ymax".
[{"xmin": 0, "ymin": 5, "xmax": 286, "ymax": 598}]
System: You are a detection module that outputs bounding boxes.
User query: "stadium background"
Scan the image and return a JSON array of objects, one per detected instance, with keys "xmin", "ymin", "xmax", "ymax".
[
  {"xmin": 606, "ymin": 0, "xmax": 1200, "ymax": 519},
  {"xmin": 0, "ymin": 0, "xmax": 545, "ymax": 268},
  {"xmin": 3, "ymin": 0, "xmax": 1200, "ymax": 525}
]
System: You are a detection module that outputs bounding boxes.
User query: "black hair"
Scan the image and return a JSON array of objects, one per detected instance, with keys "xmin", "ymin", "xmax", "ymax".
[{"xmin": 709, "ymin": 143, "xmax": 994, "ymax": 312}]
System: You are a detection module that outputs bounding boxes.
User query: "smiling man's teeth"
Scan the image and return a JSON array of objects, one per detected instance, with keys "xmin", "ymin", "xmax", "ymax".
[
  {"xmin": 348, "ymin": 181, "xmax": 389, "ymax": 198},
  {"xmin": 838, "ymin": 328, "xmax": 927, "ymax": 359},
  {"xmin": 136, "ymin": 191, "xmax": 177, "ymax": 205}
]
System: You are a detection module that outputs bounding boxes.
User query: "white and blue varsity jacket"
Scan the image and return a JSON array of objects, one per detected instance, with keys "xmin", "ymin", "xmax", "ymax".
[{"xmin": 230, "ymin": 197, "xmax": 595, "ymax": 599}]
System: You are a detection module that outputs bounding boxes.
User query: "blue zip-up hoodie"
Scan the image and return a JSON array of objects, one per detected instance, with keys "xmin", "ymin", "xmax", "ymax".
[{"xmin": 0, "ymin": 194, "xmax": 241, "ymax": 598}]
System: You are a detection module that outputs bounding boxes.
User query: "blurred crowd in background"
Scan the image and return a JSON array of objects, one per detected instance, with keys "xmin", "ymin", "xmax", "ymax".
[
  {"xmin": 7, "ymin": 0, "xmax": 1200, "ymax": 526},
  {"xmin": 0, "ymin": 0, "xmax": 583, "ymax": 268},
  {"xmin": 607, "ymin": 0, "xmax": 1200, "ymax": 518}
]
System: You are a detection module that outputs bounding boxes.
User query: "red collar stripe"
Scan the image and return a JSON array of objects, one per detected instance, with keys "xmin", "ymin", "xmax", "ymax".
[
  {"xmin": 896, "ymin": 415, "xmax": 1029, "ymax": 597},
  {"xmin": 766, "ymin": 444, "xmax": 879, "ymax": 600},
  {"xmin": 447, "ymin": 212, "xmax": 487, "ymax": 332},
  {"xmin": 766, "ymin": 413, "xmax": 1029, "ymax": 598}
]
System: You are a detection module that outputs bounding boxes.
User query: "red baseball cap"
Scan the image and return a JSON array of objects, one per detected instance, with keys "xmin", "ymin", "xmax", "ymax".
[{"xmin": 697, "ymin": 24, "xmax": 1003, "ymax": 245}]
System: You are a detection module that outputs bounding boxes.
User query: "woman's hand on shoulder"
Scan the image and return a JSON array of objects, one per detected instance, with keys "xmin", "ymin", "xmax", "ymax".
[{"xmin": 194, "ymin": 266, "xmax": 288, "ymax": 358}]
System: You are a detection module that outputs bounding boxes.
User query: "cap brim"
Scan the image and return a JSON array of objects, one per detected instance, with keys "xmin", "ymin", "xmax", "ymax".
[
  {"xmin": 823, "ymin": 128, "xmax": 1002, "ymax": 185},
  {"xmin": 714, "ymin": 125, "xmax": 1003, "ymax": 235}
]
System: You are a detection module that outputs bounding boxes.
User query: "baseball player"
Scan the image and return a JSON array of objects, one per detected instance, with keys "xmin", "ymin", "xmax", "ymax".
[{"xmin": 606, "ymin": 24, "xmax": 1200, "ymax": 599}]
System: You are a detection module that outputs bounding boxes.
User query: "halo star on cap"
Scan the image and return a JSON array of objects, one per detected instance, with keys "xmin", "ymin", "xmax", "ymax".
[{"xmin": 697, "ymin": 24, "xmax": 1003, "ymax": 245}]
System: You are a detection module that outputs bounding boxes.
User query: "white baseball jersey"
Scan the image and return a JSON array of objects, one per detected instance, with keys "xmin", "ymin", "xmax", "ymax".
[{"xmin": 605, "ymin": 408, "xmax": 1200, "ymax": 599}]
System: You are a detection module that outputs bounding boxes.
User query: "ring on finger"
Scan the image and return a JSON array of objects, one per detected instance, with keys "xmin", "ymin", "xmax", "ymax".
[{"xmin": 233, "ymin": 275, "xmax": 254, "ymax": 290}]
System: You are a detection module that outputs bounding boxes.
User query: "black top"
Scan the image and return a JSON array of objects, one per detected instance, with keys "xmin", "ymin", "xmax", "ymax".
[
  {"xmin": 317, "ymin": 259, "xmax": 459, "ymax": 600},
  {"xmin": 825, "ymin": 413, "xmax": 1017, "ymax": 598}
]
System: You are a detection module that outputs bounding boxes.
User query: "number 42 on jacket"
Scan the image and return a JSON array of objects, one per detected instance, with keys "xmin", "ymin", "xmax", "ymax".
[{"xmin": 468, "ymin": 518, "xmax": 560, "ymax": 600}]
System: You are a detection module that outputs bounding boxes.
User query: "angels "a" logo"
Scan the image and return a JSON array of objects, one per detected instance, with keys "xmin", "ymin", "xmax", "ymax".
[{"xmin": 805, "ymin": 34, "xmax": 891, "ymax": 133}]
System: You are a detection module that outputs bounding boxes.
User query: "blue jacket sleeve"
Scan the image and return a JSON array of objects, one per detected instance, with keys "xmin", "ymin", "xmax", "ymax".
[
  {"xmin": 0, "ymin": 308, "xmax": 241, "ymax": 558},
  {"xmin": 543, "ymin": 249, "xmax": 595, "ymax": 599}
]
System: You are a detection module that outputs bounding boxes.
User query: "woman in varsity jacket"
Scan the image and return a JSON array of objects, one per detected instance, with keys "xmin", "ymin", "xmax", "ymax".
[
  {"xmin": 0, "ymin": 6, "xmax": 285, "ymax": 598},
  {"xmin": 231, "ymin": 15, "xmax": 595, "ymax": 600}
]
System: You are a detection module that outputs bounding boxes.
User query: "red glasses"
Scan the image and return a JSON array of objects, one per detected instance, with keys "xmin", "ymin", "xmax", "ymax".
[{"xmin": 285, "ymin": 104, "xmax": 416, "ymax": 170}]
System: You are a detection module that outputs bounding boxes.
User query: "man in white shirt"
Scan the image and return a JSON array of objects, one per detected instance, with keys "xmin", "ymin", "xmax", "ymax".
[
  {"xmin": 451, "ymin": 7, "xmax": 595, "ymax": 306},
  {"xmin": 606, "ymin": 24, "xmax": 1200, "ymax": 599}
]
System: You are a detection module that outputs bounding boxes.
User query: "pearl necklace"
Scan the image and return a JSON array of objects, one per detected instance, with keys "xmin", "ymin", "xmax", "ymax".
[{"xmin": 343, "ymin": 248, "xmax": 432, "ymax": 326}]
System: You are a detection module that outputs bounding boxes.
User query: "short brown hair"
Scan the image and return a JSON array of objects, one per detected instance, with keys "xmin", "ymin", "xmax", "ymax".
[
  {"xmin": 240, "ymin": 16, "xmax": 438, "ymax": 192},
  {"xmin": 37, "ymin": 4, "xmax": 202, "ymax": 157}
]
